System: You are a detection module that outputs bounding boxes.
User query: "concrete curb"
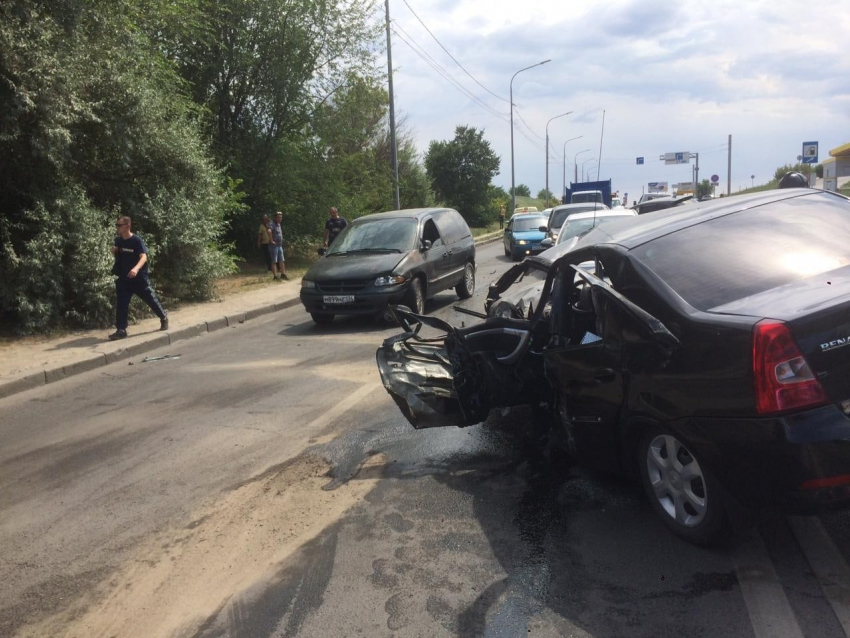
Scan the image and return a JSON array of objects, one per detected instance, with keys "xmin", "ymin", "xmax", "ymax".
[
  {"xmin": 0, "ymin": 295, "xmax": 303, "ymax": 401},
  {"xmin": 1, "ymin": 235, "xmax": 494, "ymax": 400}
]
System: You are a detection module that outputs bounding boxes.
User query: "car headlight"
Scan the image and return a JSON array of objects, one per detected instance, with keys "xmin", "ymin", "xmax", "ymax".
[
  {"xmin": 375, "ymin": 275, "xmax": 407, "ymax": 287},
  {"xmin": 301, "ymin": 279, "xmax": 316, "ymax": 289},
  {"xmin": 517, "ymin": 240, "xmax": 529, "ymax": 245}
]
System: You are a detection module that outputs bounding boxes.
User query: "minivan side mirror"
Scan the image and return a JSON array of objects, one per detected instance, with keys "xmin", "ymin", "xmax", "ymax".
[
  {"xmin": 540, "ymin": 238, "xmax": 553, "ymax": 249},
  {"xmin": 421, "ymin": 239, "xmax": 433, "ymax": 251},
  {"xmin": 317, "ymin": 247, "xmax": 326, "ymax": 256},
  {"xmin": 538, "ymin": 225, "xmax": 548, "ymax": 233}
]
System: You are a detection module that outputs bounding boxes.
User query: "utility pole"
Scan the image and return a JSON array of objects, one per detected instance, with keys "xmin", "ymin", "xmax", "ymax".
[
  {"xmin": 385, "ymin": 0, "xmax": 400, "ymax": 209},
  {"xmin": 727, "ymin": 134, "xmax": 732, "ymax": 196},
  {"xmin": 562, "ymin": 136, "xmax": 583, "ymax": 204}
]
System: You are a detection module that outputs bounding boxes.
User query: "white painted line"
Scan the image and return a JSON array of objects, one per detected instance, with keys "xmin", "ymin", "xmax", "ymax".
[
  {"xmin": 788, "ymin": 515, "xmax": 850, "ymax": 637},
  {"xmin": 304, "ymin": 383, "xmax": 378, "ymax": 432},
  {"xmin": 731, "ymin": 529, "xmax": 805, "ymax": 638}
]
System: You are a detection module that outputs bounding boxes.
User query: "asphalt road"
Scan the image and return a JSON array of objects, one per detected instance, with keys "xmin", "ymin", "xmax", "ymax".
[{"xmin": 3, "ymin": 239, "xmax": 850, "ymax": 638}]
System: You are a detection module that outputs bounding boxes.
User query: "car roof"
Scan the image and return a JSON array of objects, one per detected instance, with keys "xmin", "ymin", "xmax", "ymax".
[
  {"xmin": 561, "ymin": 210, "xmax": 636, "ymax": 221},
  {"xmin": 352, "ymin": 208, "xmax": 454, "ymax": 222},
  {"xmin": 551, "ymin": 202, "xmax": 609, "ymax": 212},
  {"xmin": 540, "ymin": 189, "xmax": 844, "ymax": 262}
]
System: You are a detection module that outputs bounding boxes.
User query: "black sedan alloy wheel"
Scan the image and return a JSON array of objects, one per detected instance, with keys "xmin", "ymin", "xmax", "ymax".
[{"xmin": 638, "ymin": 427, "xmax": 727, "ymax": 546}]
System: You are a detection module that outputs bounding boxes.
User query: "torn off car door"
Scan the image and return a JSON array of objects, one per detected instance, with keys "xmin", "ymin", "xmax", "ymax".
[{"xmin": 377, "ymin": 273, "xmax": 554, "ymax": 429}]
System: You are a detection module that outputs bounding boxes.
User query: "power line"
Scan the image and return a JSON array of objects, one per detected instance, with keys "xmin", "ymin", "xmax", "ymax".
[
  {"xmin": 391, "ymin": 28, "xmax": 509, "ymax": 122},
  {"xmin": 513, "ymin": 107, "xmax": 545, "ymax": 141},
  {"xmin": 400, "ymin": 0, "xmax": 510, "ymax": 104}
]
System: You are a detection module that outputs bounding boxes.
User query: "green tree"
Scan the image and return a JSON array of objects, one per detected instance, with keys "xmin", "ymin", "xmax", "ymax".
[
  {"xmin": 773, "ymin": 162, "xmax": 816, "ymax": 181},
  {"xmin": 510, "ymin": 184, "xmax": 531, "ymax": 197},
  {"xmin": 536, "ymin": 188, "xmax": 555, "ymax": 202},
  {"xmin": 696, "ymin": 179, "xmax": 713, "ymax": 199},
  {"xmin": 425, "ymin": 126, "xmax": 501, "ymax": 226},
  {"xmin": 0, "ymin": 0, "xmax": 238, "ymax": 334}
]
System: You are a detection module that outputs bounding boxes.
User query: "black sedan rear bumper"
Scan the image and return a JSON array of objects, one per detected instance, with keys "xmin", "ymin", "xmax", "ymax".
[
  {"xmin": 679, "ymin": 405, "xmax": 850, "ymax": 512},
  {"xmin": 300, "ymin": 285, "xmax": 409, "ymax": 317}
]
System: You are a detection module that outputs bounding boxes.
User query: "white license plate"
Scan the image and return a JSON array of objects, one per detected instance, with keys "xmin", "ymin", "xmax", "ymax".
[{"xmin": 323, "ymin": 295, "xmax": 355, "ymax": 304}]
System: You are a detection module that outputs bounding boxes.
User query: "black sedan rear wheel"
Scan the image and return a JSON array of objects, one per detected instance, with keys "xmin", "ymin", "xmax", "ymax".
[
  {"xmin": 637, "ymin": 427, "xmax": 728, "ymax": 546},
  {"xmin": 455, "ymin": 262, "xmax": 475, "ymax": 299}
]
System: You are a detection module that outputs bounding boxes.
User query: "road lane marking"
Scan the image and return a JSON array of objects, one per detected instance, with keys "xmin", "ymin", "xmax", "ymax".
[
  {"xmin": 732, "ymin": 529, "xmax": 805, "ymax": 638},
  {"xmin": 788, "ymin": 515, "xmax": 850, "ymax": 637},
  {"xmin": 304, "ymin": 383, "xmax": 378, "ymax": 432}
]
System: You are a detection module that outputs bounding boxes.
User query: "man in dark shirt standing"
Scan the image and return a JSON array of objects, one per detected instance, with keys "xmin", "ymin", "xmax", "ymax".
[
  {"xmin": 323, "ymin": 207, "xmax": 347, "ymax": 247},
  {"xmin": 108, "ymin": 216, "xmax": 168, "ymax": 340}
]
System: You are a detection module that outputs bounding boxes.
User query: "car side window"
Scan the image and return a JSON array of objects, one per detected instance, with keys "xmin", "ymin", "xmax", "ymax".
[
  {"xmin": 433, "ymin": 211, "xmax": 458, "ymax": 244},
  {"xmin": 422, "ymin": 218, "xmax": 443, "ymax": 249}
]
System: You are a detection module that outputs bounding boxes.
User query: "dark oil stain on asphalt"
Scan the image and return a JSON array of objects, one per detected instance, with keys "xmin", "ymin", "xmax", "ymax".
[{"xmin": 192, "ymin": 402, "xmax": 750, "ymax": 637}]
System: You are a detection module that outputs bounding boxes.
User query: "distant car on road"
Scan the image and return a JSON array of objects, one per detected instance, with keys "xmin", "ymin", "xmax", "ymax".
[
  {"xmin": 300, "ymin": 208, "xmax": 475, "ymax": 324},
  {"xmin": 503, "ymin": 213, "xmax": 549, "ymax": 261},
  {"xmin": 552, "ymin": 209, "xmax": 638, "ymax": 251},
  {"xmin": 542, "ymin": 203, "xmax": 610, "ymax": 243}
]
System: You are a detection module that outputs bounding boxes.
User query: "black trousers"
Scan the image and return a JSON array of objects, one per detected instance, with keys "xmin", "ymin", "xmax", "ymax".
[
  {"xmin": 261, "ymin": 244, "xmax": 272, "ymax": 270},
  {"xmin": 116, "ymin": 277, "xmax": 166, "ymax": 330}
]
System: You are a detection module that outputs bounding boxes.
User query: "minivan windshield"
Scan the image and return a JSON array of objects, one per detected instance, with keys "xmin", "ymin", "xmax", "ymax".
[
  {"xmin": 327, "ymin": 218, "xmax": 418, "ymax": 255},
  {"xmin": 550, "ymin": 205, "xmax": 606, "ymax": 229}
]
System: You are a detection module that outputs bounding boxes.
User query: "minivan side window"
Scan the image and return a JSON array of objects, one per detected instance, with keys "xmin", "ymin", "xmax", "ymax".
[
  {"xmin": 422, "ymin": 218, "xmax": 443, "ymax": 248},
  {"xmin": 434, "ymin": 210, "xmax": 468, "ymax": 245}
]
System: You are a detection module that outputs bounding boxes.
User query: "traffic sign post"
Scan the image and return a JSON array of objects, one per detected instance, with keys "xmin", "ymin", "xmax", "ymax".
[
  {"xmin": 711, "ymin": 174, "xmax": 719, "ymax": 184},
  {"xmin": 802, "ymin": 141, "xmax": 818, "ymax": 164},
  {"xmin": 636, "ymin": 157, "xmax": 644, "ymax": 165}
]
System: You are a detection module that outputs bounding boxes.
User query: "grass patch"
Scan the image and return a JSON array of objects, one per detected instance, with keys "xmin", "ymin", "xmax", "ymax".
[
  {"xmin": 216, "ymin": 249, "xmax": 319, "ymax": 298},
  {"xmin": 512, "ymin": 195, "xmax": 550, "ymax": 211},
  {"xmin": 470, "ymin": 221, "xmax": 502, "ymax": 237}
]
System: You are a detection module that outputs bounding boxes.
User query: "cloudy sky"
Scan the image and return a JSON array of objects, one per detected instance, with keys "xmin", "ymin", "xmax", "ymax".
[{"xmin": 384, "ymin": 0, "xmax": 850, "ymax": 202}]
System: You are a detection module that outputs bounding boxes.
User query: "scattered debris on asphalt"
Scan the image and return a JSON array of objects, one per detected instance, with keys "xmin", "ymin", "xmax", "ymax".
[{"xmin": 141, "ymin": 354, "xmax": 182, "ymax": 363}]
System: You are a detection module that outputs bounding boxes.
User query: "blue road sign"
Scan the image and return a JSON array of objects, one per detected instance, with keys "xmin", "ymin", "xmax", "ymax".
[
  {"xmin": 636, "ymin": 157, "xmax": 644, "ymax": 165},
  {"xmin": 802, "ymin": 141, "xmax": 818, "ymax": 164},
  {"xmin": 676, "ymin": 152, "xmax": 685, "ymax": 163}
]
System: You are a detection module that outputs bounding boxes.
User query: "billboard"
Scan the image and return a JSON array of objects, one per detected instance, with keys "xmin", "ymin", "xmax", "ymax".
[{"xmin": 648, "ymin": 182, "xmax": 668, "ymax": 193}]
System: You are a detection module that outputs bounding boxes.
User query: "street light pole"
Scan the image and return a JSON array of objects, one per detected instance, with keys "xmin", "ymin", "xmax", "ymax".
[
  {"xmin": 582, "ymin": 158, "xmax": 596, "ymax": 182},
  {"xmin": 562, "ymin": 136, "xmax": 583, "ymax": 204},
  {"xmin": 574, "ymin": 149, "xmax": 591, "ymax": 183},
  {"xmin": 510, "ymin": 59, "xmax": 551, "ymax": 214},
  {"xmin": 545, "ymin": 111, "xmax": 572, "ymax": 207}
]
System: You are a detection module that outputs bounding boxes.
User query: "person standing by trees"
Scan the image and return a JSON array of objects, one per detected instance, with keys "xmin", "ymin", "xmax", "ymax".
[
  {"xmin": 108, "ymin": 216, "xmax": 168, "ymax": 340},
  {"xmin": 499, "ymin": 204, "xmax": 506, "ymax": 229},
  {"xmin": 269, "ymin": 212, "xmax": 287, "ymax": 280},
  {"xmin": 257, "ymin": 214, "xmax": 272, "ymax": 275},
  {"xmin": 323, "ymin": 207, "xmax": 348, "ymax": 247}
]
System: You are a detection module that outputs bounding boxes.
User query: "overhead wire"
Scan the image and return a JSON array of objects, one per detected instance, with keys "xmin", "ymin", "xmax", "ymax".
[
  {"xmin": 390, "ymin": 27, "xmax": 509, "ymax": 121},
  {"xmin": 400, "ymin": 0, "xmax": 510, "ymax": 104}
]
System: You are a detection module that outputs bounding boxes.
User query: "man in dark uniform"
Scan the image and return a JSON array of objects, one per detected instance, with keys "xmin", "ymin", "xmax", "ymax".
[
  {"xmin": 108, "ymin": 216, "xmax": 168, "ymax": 340},
  {"xmin": 323, "ymin": 206, "xmax": 348, "ymax": 247}
]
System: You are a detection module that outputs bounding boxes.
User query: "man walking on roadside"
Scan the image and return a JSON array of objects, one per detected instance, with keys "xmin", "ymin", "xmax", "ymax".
[
  {"xmin": 269, "ymin": 211, "xmax": 287, "ymax": 280},
  {"xmin": 108, "ymin": 216, "xmax": 167, "ymax": 340},
  {"xmin": 499, "ymin": 204, "xmax": 506, "ymax": 229},
  {"xmin": 323, "ymin": 206, "xmax": 347, "ymax": 247},
  {"xmin": 257, "ymin": 214, "xmax": 272, "ymax": 274}
]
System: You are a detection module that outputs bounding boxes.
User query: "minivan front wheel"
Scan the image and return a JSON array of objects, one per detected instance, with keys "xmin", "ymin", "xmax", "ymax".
[
  {"xmin": 404, "ymin": 277, "xmax": 425, "ymax": 314},
  {"xmin": 638, "ymin": 428, "xmax": 727, "ymax": 546},
  {"xmin": 456, "ymin": 262, "xmax": 475, "ymax": 299}
]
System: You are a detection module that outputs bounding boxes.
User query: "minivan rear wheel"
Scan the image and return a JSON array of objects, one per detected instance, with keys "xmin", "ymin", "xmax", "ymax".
[
  {"xmin": 456, "ymin": 262, "xmax": 475, "ymax": 299},
  {"xmin": 637, "ymin": 427, "xmax": 728, "ymax": 546}
]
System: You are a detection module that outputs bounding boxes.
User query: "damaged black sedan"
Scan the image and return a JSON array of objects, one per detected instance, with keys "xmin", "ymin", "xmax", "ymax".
[{"xmin": 377, "ymin": 188, "xmax": 850, "ymax": 545}]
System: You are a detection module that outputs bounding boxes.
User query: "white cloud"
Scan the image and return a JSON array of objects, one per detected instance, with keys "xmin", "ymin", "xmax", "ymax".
[{"xmin": 386, "ymin": 0, "xmax": 850, "ymax": 199}]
